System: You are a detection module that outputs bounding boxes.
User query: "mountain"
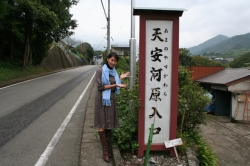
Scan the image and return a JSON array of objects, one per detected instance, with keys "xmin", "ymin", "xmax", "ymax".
[
  {"xmin": 189, "ymin": 32, "xmax": 250, "ymax": 55},
  {"xmin": 188, "ymin": 35, "xmax": 229, "ymax": 55}
]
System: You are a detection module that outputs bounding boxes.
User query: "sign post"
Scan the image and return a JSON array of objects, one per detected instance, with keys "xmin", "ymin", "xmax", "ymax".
[{"xmin": 133, "ymin": 8, "xmax": 185, "ymax": 157}]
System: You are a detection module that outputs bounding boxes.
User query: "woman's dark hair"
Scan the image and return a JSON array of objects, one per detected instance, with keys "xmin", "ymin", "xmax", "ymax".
[{"xmin": 106, "ymin": 52, "xmax": 119, "ymax": 62}]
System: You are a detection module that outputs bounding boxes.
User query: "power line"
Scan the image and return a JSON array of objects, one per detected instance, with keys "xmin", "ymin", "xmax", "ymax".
[
  {"xmin": 95, "ymin": 38, "xmax": 105, "ymax": 50},
  {"xmin": 100, "ymin": 0, "xmax": 108, "ymax": 20}
]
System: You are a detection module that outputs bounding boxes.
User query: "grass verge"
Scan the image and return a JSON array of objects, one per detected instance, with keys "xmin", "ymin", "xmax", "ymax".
[
  {"xmin": 178, "ymin": 131, "xmax": 218, "ymax": 166},
  {"xmin": 0, "ymin": 61, "xmax": 52, "ymax": 82}
]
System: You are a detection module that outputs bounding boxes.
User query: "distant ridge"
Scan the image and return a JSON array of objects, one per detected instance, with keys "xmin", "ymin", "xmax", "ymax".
[
  {"xmin": 188, "ymin": 35, "xmax": 229, "ymax": 55},
  {"xmin": 188, "ymin": 32, "xmax": 250, "ymax": 55}
]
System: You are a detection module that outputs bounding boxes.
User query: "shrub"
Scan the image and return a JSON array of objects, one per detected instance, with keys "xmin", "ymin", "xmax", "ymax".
[
  {"xmin": 112, "ymin": 82, "xmax": 140, "ymax": 152},
  {"xmin": 111, "ymin": 59, "xmax": 139, "ymax": 152},
  {"xmin": 178, "ymin": 66, "xmax": 210, "ymax": 135}
]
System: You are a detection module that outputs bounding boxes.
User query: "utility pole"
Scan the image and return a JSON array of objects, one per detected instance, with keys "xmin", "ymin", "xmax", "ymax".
[
  {"xmin": 129, "ymin": 0, "xmax": 136, "ymax": 89},
  {"xmin": 107, "ymin": 0, "xmax": 111, "ymax": 54},
  {"xmin": 130, "ymin": 0, "xmax": 135, "ymax": 38},
  {"xmin": 100, "ymin": 0, "xmax": 110, "ymax": 54}
]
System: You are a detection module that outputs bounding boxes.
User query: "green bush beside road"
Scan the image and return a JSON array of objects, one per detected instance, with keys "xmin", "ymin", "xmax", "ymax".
[{"xmin": 0, "ymin": 61, "xmax": 51, "ymax": 82}]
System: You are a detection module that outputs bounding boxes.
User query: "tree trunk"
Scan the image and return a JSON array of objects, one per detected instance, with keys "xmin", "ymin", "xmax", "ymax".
[
  {"xmin": 28, "ymin": 21, "xmax": 33, "ymax": 64},
  {"xmin": 10, "ymin": 25, "xmax": 13, "ymax": 61},
  {"xmin": 22, "ymin": 19, "xmax": 33, "ymax": 69},
  {"xmin": 180, "ymin": 111, "xmax": 186, "ymax": 136},
  {"xmin": 22, "ymin": 32, "xmax": 28, "ymax": 70},
  {"xmin": 30, "ymin": 49, "xmax": 32, "ymax": 64},
  {"xmin": 0, "ymin": 25, "xmax": 6, "ymax": 58},
  {"xmin": 26, "ymin": 35, "xmax": 30, "ymax": 63}
]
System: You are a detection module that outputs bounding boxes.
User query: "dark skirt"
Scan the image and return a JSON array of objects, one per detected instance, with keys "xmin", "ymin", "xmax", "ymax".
[{"xmin": 94, "ymin": 67, "xmax": 120, "ymax": 129}]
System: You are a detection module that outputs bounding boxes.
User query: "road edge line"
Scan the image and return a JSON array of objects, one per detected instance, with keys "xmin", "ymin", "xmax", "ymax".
[{"xmin": 34, "ymin": 72, "xmax": 96, "ymax": 166}]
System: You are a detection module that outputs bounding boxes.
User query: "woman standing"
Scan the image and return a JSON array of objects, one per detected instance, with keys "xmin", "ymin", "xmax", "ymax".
[{"xmin": 94, "ymin": 52, "xmax": 130, "ymax": 163}]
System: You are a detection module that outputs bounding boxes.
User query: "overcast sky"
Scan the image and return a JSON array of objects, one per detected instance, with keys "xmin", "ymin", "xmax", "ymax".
[{"xmin": 70, "ymin": 0, "xmax": 250, "ymax": 51}]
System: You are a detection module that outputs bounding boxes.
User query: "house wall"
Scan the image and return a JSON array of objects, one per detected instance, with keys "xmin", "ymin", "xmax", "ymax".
[
  {"xmin": 228, "ymin": 79, "xmax": 250, "ymax": 91},
  {"xmin": 111, "ymin": 46, "xmax": 130, "ymax": 56},
  {"xmin": 95, "ymin": 58, "xmax": 103, "ymax": 65},
  {"xmin": 114, "ymin": 50, "xmax": 125, "ymax": 56},
  {"xmin": 229, "ymin": 79, "xmax": 250, "ymax": 121},
  {"xmin": 93, "ymin": 55, "xmax": 103, "ymax": 65},
  {"xmin": 231, "ymin": 93, "xmax": 250, "ymax": 121}
]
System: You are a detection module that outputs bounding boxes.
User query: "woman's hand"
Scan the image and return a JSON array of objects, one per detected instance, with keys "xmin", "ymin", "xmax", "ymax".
[
  {"xmin": 116, "ymin": 84, "xmax": 127, "ymax": 88},
  {"xmin": 120, "ymin": 72, "xmax": 130, "ymax": 80}
]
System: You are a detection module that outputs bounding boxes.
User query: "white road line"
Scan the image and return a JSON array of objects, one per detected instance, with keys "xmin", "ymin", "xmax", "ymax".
[
  {"xmin": 0, "ymin": 70, "xmax": 68, "ymax": 90},
  {"xmin": 34, "ymin": 72, "xmax": 96, "ymax": 166}
]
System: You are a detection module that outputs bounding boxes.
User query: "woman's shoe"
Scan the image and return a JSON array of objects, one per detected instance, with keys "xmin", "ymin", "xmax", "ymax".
[
  {"xmin": 105, "ymin": 129, "xmax": 113, "ymax": 158},
  {"xmin": 99, "ymin": 131, "xmax": 110, "ymax": 163}
]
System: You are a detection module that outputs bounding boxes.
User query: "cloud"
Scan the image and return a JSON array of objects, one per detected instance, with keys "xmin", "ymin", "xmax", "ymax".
[{"xmin": 70, "ymin": 0, "xmax": 250, "ymax": 50}]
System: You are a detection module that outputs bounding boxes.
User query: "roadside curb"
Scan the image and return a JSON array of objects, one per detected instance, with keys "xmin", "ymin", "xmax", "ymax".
[{"xmin": 186, "ymin": 148, "xmax": 199, "ymax": 166}]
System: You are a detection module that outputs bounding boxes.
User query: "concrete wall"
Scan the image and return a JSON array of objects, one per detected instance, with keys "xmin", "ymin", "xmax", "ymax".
[{"xmin": 41, "ymin": 46, "xmax": 88, "ymax": 70}]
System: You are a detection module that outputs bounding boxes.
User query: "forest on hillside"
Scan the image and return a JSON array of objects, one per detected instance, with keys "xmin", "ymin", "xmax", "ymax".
[
  {"xmin": 0, "ymin": 0, "xmax": 78, "ymax": 69},
  {"xmin": 180, "ymin": 48, "xmax": 250, "ymax": 68},
  {"xmin": 189, "ymin": 32, "xmax": 250, "ymax": 56}
]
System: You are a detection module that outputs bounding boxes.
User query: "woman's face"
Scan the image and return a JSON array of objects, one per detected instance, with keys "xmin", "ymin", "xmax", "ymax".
[{"xmin": 107, "ymin": 56, "xmax": 117, "ymax": 68}]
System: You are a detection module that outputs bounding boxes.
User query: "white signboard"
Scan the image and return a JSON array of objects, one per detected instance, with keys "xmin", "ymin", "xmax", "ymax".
[
  {"xmin": 144, "ymin": 20, "xmax": 173, "ymax": 143},
  {"xmin": 164, "ymin": 138, "xmax": 183, "ymax": 148}
]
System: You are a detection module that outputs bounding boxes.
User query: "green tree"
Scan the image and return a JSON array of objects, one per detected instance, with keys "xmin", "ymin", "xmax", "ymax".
[
  {"xmin": 0, "ymin": 0, "xmax": 78, "ymax": 68},
  {"xmin": 0, "ymin": 0, "xmax": 7, "ymax": 19},
  {"xmin": 101, "ymin": 50, "xmax": 108, "ymax": 62},
  {"xmin": 19, "ymin": 0, "xmax": 60, "ymax": 68},
  {"xmin": 179, "ymin": 48, "xmax": 192, "ymax": 67},
  {"xmin": 229, "ymin": 52, "xmax": 250, "ymax": 68},
  {"xmin": 76, "ymin": 42, "xmax": 94, "ymax": 63},
  {"xmin": 191, "ymin": 56, "xmax": 222, "ymax": 66},
  {"xmin": 86, "ymin": 46, "xmax": 94, "ymax": 62}
]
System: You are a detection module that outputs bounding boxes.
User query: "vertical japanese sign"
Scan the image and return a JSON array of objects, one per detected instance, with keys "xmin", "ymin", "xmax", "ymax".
[{"xmin": 144, "ymin": 20, "xmax": 173, "ymax": 143}]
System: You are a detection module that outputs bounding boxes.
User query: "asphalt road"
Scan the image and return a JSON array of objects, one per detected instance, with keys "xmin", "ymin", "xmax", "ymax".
[{"xmin": 0, "ymin": 65, "xmax": 98, "ymax": 166}]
